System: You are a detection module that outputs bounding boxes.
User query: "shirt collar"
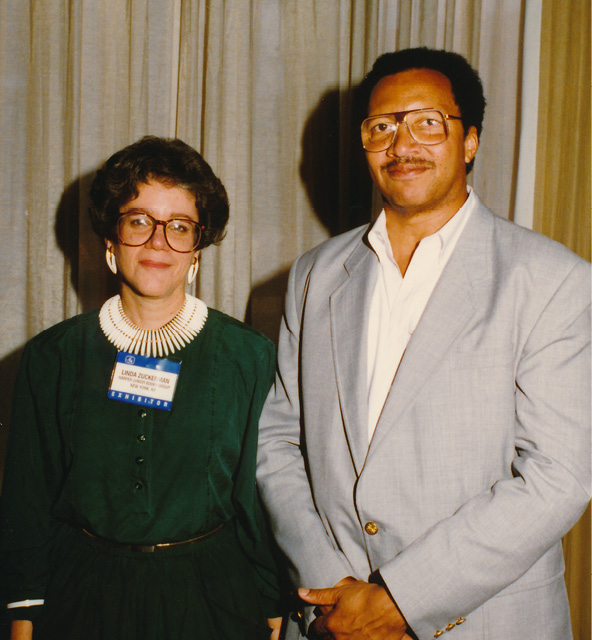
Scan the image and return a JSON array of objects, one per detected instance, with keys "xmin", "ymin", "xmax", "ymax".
[{"xmin": 368, "ymin": 187, "xmax": 476, "ymax": 267}]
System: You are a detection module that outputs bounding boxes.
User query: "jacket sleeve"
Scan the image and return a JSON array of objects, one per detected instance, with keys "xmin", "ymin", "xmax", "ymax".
[
  {"xmin": 379, "ymin": 258, "xmax": 591, "ymax": 639},
  {"xmin": 256, "ymin": 255, "xmax": 352, "ymax": 597},
  {"xmin": 0, "ymin": 339, "xmax": 66, "ymax": 621}
]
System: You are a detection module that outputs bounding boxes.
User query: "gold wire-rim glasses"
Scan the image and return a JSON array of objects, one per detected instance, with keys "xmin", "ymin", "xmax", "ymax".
[{"xmin": 361, "ymin": 108, "xmax": 463, "ymax": 152}]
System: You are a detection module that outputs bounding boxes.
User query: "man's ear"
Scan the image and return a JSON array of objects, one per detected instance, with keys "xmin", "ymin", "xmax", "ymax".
[{"xmin": 464, "ymin": 126, "xmax": 479, "ymax": 164}]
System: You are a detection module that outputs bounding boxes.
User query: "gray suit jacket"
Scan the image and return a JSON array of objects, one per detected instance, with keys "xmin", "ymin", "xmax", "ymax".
[{"xmin": 257, "ymin": 196, "xmax": 591, "ymax": 640}]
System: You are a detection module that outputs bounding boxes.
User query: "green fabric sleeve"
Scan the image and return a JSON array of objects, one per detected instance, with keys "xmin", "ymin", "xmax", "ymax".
[
  {"xmin": 0, "ymin": 337, "xmax": 66, "ymax": 615},
  {"xmin": 231, "ymin": 337, "xmax": 283, "ymax": 616}
]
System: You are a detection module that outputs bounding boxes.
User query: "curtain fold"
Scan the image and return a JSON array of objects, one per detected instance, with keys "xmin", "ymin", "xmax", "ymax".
[
  {"xmin": 534, "ymin": 0, "xmax": 591, "ymax": 261},
  {"xmin": 534, "ymin": 1, "xmax": 591, "ymax": 638}
]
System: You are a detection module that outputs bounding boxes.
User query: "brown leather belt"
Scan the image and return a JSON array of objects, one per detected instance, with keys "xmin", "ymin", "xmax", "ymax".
[{"xmin": 82, "ymin": 522, "xmax": 224, "ymax": 553}]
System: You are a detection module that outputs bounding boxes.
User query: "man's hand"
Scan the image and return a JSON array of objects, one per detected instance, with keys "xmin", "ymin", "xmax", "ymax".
[{"xmin": 298, "ymin": 576, "xmax": 410, "ymax": 639}]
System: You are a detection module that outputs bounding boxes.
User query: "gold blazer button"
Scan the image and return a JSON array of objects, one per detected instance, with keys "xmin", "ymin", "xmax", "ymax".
[
  {"xmin": 433, "ymin": 631, "xmax": 444, "ymax": 638},
  {"xmin": 456, "ymin": 617, "xmax": 466, "ymax": 625},
  {"xmin": 364, "ymin": 521, "xmax": 378, "ymax": 535},
  {"xmin": 446, "ymin": 623, "xmax": 455, "ymax": 631}
]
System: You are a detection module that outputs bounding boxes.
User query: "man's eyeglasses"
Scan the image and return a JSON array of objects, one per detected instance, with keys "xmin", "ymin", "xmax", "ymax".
[
  {"xmin": 361, "ymin": 108, "xmax": 463, "ymax": 152},
  {"xmin": 117, "ymin": 212, "xmax": 203, "ymax": 253}
]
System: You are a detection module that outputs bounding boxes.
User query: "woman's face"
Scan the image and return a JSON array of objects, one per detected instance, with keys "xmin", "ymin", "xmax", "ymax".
[{"xmin": 105, "ymin": 180, "xmax": 199, "ymax": 304}]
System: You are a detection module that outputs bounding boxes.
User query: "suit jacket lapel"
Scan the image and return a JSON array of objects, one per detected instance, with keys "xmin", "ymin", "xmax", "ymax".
[
  {"xmin": 367, "ymin": 204, "xmax": 494, "ymax": 458},
  {"xmin": 330, "ymin": 236, "xmax": 377, "ymax": 474}
]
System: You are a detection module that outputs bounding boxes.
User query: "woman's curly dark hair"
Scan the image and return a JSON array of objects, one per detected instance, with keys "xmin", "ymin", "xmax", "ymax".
[
  {"xmin": 358, "ymin": 47, "xmax": 486, "ymax": 174},
  {"xmin": 89, "ymin": 136, "xmax": 229, "ymax": 249}
]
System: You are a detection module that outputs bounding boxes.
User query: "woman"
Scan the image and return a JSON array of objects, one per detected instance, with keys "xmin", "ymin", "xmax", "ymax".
[{"xmin": 0, "ymin": 136, "xmax": 282, "ymax": 640}]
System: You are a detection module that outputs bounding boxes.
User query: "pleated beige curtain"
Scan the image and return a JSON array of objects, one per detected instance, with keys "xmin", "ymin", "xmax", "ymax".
[
  {"xmin": 0, "ymin": 0, "xmax": 527, "ymax": 347},
  {"xmin": 0, "ymin": 0, "xmax": 589, "ymax": 635},
  {"xmin": 534, "ymin": 1, "xmax": 591, "ymax": 638}
]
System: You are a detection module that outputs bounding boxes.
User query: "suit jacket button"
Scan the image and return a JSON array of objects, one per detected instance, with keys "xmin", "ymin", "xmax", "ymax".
[
  {"xmin": 433, "ymin": 631, "xmax": 444, "ymax": 638},
  {"xmin": 364, "ymin": 521, "xmax": 378, "ymax": 535}
]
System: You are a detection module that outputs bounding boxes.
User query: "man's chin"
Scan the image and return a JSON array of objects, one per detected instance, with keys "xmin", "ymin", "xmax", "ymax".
[{"xmin": 382, "ymin": 186, "xmax": 432, "ymax": 215}]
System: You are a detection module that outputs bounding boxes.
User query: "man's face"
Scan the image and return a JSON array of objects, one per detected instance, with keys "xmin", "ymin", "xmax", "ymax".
[{"xmin": 364, "ymin": 68, "xmax": 478, "ymax": 219}]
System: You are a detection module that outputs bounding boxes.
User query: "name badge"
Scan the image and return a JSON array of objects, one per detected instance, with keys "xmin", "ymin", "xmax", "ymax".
[{"xmin": 108, "ymin": 352, "xmax": 181, "ymax": 411}]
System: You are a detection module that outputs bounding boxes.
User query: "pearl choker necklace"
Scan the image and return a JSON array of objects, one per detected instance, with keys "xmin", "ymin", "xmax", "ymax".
[{"xmin": 99, "ymin": 294, "xmax": 208, "ymax": 357}]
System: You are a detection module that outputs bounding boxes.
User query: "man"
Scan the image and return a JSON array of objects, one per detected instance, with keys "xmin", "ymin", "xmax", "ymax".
[{"xmin": 257, "ymin": 47, "xmax": 590, "ymax": 640}]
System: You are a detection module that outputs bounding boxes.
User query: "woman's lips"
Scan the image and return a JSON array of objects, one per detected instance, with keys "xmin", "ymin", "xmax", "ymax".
[{"xmin": 139, "ymin": 259, "xmax": 171, "ymax": 269}]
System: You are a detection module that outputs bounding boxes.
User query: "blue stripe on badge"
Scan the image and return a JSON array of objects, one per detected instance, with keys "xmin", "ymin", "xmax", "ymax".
[
  {"xmin": 107, "ymin": 390, "xmax": 174, "ymax": 411},
  {"xmin": 116, "ymin": 352, "xmax": 181, "ymax": 374}
]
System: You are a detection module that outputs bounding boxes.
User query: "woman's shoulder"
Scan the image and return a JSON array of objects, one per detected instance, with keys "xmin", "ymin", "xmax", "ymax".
[
  {"xmin": 205, "ymin": 308, "xmax": 275, "ymax": 357},
  {"xmin": 25, "ymin": 309, "xmax": 100, "ymax": 354}
]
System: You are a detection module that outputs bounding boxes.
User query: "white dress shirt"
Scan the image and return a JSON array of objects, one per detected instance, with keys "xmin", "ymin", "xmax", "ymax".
[{"xmin": 366, "ymin": 188, "xmax": 477, "ymax": 441}]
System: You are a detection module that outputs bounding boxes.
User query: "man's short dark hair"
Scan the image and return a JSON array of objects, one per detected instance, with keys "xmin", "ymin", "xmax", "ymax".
[
  {"xmin": 359, "ymin": 47, "xmax": 486, "ymax": 173},
  {"xmin": 89, "ymin": 136, "xmax": 229, "ymax": 249}
]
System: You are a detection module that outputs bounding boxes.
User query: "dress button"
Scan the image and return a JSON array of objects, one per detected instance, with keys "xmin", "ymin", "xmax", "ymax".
[
  {"xmin": 135, "ymin": 481, "xmax": 143, "ymax": 490},
  {"xmin": 446, "ymin": 623, "xmax": 455, "ymax": 631},
  {"xmin": 137, "ymin": 434, "xmax": 146, "ymax": 442},
  {"xmin": 364, "ymin": 521, "xmax": 378, "ymax": 535},
  {"xmin": 139, "ymin": 410, "xmax": 147, "ymax": 418},
  {"xmin": 434, "ymin": 631, "xmax": 443, "ymax": 638},
  {"xmin": 135, "ymin": 457, "xmax": 144, "ymax": 464},
  {"xmin": 456, "ymin": 617, "xmax": 466, "ymax": 625}
]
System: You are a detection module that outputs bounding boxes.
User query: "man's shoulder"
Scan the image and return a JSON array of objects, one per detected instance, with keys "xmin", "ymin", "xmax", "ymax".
[
  {"xmin": 472, "ymin": 200, "xmax": 589, "ymax": 277},
  {"xmin": 292, "ymin": 224, "xmax": 370, "ymax": 278}
]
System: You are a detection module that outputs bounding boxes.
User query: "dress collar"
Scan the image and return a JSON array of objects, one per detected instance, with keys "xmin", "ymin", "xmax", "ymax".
[{"xmin": 99, "ymin": 293, "xmax": 208, "ymax": 357}]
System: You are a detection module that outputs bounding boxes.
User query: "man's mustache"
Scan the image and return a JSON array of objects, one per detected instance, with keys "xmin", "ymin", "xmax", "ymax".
[{"xmin": 384, "ymin": 157, "xmax": 435, "ymax": 170}]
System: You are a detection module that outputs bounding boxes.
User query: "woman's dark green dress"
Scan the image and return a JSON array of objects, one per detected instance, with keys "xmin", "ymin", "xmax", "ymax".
[{"xmin": 0, "ymin": 307, "xmax": 280, "ymax": 639}]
